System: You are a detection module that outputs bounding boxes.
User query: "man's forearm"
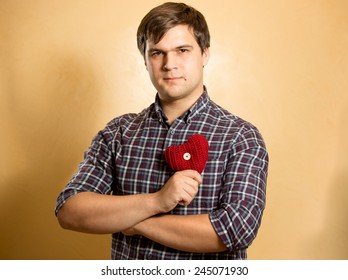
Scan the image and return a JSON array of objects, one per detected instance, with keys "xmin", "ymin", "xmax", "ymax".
[
  {"xmin": 130, "ymin": 214, "xmax": 227, "ymax": 253},
  {"xmin": 57, "ymin": 170, "xmax": 202, "ymax": 235},
  {"xmin": 57, "ymin": 192, "xmax": 161, "ymax": 234}
]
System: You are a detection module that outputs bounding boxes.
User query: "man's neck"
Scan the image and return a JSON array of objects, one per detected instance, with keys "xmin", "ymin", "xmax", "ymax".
[{"xmin": 160, "ymin": 93, "xmax": 202, "ymax": 125}]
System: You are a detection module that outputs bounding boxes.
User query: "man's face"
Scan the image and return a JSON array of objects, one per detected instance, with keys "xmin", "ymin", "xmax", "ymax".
[{"xmin": 144, "ymin": 25, "xmax": 210, "ymax": 103}]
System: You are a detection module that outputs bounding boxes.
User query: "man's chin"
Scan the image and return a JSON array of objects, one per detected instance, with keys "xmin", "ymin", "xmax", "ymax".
[{"xmin": 158, "ymin": 91, "xmax": 188, "ymax": 102}]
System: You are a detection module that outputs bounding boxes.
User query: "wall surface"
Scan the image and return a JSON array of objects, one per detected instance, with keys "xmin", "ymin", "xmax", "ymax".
[{"xmin": 1, "ymin": 0, "xmax": 347, "ymax": 259}]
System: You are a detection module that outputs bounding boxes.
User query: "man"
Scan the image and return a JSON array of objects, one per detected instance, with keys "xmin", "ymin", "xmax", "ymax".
[{"xmin": 55, "ymin": 2, "xmax": 268, "ymax": 259}]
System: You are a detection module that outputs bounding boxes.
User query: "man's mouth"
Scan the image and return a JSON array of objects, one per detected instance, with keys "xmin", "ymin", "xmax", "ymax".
[{"xmin": 163, "ymin": 76, "xmax": 186, "ymax": 81}]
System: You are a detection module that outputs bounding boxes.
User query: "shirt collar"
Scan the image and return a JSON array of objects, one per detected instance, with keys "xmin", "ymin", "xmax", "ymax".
[
  {"xmin": 186, "ymin": 87, "xmax": 210, "ymax": 123},
  {"xmin": 154, "ymin": 95, "xmax": 168, "ymax": 124},
  {"xmin": 153, "ymin": 86, "xmax": 210, "ymax": 125}
]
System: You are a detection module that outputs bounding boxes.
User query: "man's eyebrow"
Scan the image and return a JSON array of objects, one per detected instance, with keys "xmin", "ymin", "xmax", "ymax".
[
  {"xmin": 147, "ymin": 47, "xmax": 163, "ymax": 53},
  {"xmin": 147, "ymin": 44, "xmax": 194, "ymax": 53},
  {"xmin": 175, "ymin": 44, "xmax": 194, "ymax": 49}
]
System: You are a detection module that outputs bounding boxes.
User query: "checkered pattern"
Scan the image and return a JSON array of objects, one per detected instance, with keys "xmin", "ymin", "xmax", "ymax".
[{"xmin": 55, "ymin": 89, "xmax": 269, "ymax": 260}]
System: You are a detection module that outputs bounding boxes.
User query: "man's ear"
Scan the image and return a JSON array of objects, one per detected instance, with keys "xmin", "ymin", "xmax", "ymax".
[{"xmin": 202, "ymin": 47, "xmax": 210, "ymax": 67}]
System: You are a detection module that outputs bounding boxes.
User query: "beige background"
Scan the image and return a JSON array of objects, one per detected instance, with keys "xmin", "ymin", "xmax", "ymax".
[{"xmin": 1, "ymin": 0, "xmax": 347, "ymax": 259}]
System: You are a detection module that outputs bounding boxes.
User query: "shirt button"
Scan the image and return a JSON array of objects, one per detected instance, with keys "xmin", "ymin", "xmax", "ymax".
[
  {"xmin": 183, "ymin": 152, "xmax": 191, "ymax": 160},
  {"xmin": 170, "ymin": 129, "xmax": 175, "ymax": 135}
]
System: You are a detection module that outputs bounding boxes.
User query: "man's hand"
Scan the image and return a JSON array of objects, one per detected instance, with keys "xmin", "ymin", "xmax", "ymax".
[
  {"xmin": 154, "ymin": 170, "xmax": 202, "ymax": 213},
  {"xmin": 121, "ymin": 170, "xmax": 202, "ymax": 236}
]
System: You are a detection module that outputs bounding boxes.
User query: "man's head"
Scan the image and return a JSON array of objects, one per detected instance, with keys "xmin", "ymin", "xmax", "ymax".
[{"xmin": 137, "ymin": 2, "xmax": 210, "ymax": 58}]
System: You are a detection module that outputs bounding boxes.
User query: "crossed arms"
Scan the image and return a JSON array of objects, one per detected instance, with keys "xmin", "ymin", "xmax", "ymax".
[{"xmin": 57, "ymin": 169, "xmax": 227, "ymax": 253}]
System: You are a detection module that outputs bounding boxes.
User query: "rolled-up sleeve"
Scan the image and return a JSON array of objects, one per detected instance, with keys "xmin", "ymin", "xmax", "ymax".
[{"xmin": 209, "ymin": 126, "xmax": 268, "ymax": 252}]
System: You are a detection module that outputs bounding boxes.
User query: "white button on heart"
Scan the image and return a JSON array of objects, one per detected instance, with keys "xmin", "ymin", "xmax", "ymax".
[{"xmin": 183, "ymin": 152, "xmax": 191, "ymax": 160}]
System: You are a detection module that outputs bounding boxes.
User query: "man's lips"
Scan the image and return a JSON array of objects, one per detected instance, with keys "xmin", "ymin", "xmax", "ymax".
[{"xmin": 163, "ymin": 76, "xmax": 186, "ymax": 81}]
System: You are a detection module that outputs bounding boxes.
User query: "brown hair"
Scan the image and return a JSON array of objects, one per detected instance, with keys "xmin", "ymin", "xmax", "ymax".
[{"xmin": 137, "ymin": 2, "xmax": 210, "ymax": 57}]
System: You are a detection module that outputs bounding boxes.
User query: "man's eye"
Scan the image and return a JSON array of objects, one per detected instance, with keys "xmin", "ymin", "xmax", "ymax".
[
  {"xmin": 179, "ymin": 49, "xmax": 189, "ymax": 53},
  {"xmin": 151, "ymin": 51, "xmax": 162, "ymax": 57}
]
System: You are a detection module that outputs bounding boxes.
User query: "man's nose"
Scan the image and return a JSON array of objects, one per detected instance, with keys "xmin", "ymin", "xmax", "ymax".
[{"xmin": 163, "ymin": 52, "xmax": 178, "ymax": 71}]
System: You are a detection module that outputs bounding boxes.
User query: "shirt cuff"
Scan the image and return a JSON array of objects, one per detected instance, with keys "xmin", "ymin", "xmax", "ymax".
[{"xmin": 54, "ymin": 188, "xmax": 79, "ymax": 216}]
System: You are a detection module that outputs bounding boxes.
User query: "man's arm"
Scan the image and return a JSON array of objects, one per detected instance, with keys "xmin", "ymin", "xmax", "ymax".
[
  {"xmin": 57, "ymin": 192, "xmax": 159, "ymax": 234},
  {"xmin": 57, "ymin": 170, "xmax": 202, "ymax": 234},
  {"xmin": 123, "ymin": 214, "xmax": 227, "ymax": 253}
]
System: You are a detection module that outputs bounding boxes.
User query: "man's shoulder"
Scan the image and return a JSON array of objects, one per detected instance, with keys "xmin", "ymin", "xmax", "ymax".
[
  {"xmin": 107, "ymin": 105, "xmax": 152, "ymax": 127},
  {"xmin": 207, "ymin": 99, "xmax": 264, "ymax": 141},
  {"xmin": 92, "ymin": 106, "xmax": 152, "ymax": 145},
  {"xmin": 206, "ymin": 99, "xmax": 251, "ymax": 128}
]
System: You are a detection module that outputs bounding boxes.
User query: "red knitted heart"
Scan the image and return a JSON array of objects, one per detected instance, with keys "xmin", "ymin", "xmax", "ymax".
[{"xmin": 164, "ymin": 134, "xmax": 209, "ymax": 173}]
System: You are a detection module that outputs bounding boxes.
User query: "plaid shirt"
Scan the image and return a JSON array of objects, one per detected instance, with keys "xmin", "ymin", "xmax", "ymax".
[{"xmin": 55, "ymin": 89, "xmax": 268, "ymax": 259}]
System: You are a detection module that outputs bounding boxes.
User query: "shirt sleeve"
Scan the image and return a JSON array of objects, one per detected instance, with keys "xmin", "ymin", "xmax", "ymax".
[
  {"xmin": 54, "ymin": 122, "xmax": 118, "ymax": 215},
  {"xmin": 209, "ymin": 125, "xmax": 269, "ymax": 252}
]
